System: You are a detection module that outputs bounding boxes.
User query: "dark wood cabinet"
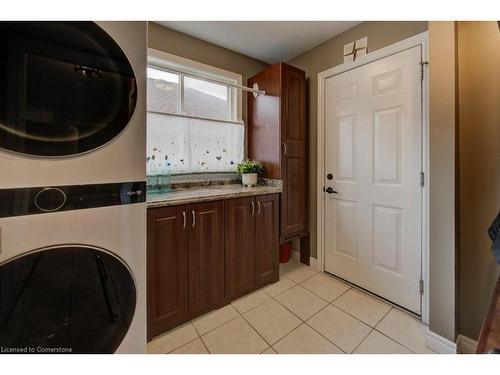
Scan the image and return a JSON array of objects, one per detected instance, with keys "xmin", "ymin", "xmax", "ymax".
[
  {"xmin": 147, "ymin": 201, "xmax": 225, "ymax": 340},
  {"xmin": 147, "ymin": 205, "xmax": 189, "ymax": 340},
  {"xmin": 188, "ymin": 201, "xmax": 225, "ymax": 317},
  {"xmin": 254, "ymin": 194, "xmax": 279, "ymax": 286},
  {"xmin": 225, "ymin": 194, "xmax": 279, "ymax": 299},
  {"xmin": 148, "ymin": 193, "xmax": 280, "ymax": 339},
  {"xmin": 225, "ymin": 197, "xmax": 255, "ymax": 299},
  {"xmin": 248, "ymin": 63, "xmax": 308, "ymax": 248}
]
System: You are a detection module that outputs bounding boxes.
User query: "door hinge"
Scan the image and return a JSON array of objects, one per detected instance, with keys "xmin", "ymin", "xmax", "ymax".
[
  {"xmin": 420, "ymin": 61, "xmax": 429, "ymax": 81},
  {"xmin": 419, "ymin": 279, "xmax": 424, "ymax": 295},
  {"xmin": 420, "ymin": 172, "xmax": 425, "ymax": 187}
]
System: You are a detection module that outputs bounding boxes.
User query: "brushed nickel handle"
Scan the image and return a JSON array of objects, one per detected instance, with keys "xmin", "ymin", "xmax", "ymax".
[
  {"xmin": 257, "ymin": 201, "xmax": 261, "ymax": 215},
  {"xmin": 282, "ymin": 143, "xmax": 287, "ymax": 155},
  {"xmin": 192, "ymin": 210, "xmax": 196, "ymax": 227},
  {"xmin": 251, "ymin": 201, "xmax": 255, "ymax": 216},
  {"xmin": 182, "ymin": 211, "xmax": 186, "ymax": 229}
]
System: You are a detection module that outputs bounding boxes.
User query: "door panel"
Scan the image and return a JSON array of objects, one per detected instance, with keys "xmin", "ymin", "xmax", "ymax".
[
  {"xmin": 323, "ymin": 46, "xmax": 422, "ymax": 314},
  {"xmin": 225, "ymin": 197, "xmax": 255, "ymax": 299},
  {"xmin": 188, "ymin": 201, "xmax": 225, "ymax": 317},
  {"xmin": 147, "ymin": 206, "xmax": 188, "ymax": 340},
  {"xmin": 255, "ymin": 194, "xmax": 279, "ymax": 285}
]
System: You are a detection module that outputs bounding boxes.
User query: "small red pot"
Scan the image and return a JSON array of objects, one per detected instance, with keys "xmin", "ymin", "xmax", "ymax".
[{"xmin": 279, "ymin": 243, "xmax": 292, "ymax": 263}]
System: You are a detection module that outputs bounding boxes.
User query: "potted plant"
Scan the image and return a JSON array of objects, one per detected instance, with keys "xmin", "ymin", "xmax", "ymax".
[{"xmin": 236, "ymin": 159, "xmax": 264, "ymax": 187}]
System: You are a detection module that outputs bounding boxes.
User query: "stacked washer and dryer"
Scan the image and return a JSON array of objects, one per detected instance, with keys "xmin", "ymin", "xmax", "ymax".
[{"xmin": 0, "ymin": 22, "xmax": 147, "ymax": 353}]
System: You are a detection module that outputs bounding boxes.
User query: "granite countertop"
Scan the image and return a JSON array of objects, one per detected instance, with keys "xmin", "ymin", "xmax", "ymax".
[{"xmin": 147, "ymin": 182, "xmax": 282, "ymax": 208}]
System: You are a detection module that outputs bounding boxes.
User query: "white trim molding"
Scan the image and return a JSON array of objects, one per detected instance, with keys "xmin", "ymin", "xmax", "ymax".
[
  {"xmin": 426, "ymin": 329, "xmax": 457, "ymax": 354},
  {"xmin": 309, "ymin": 257, "xmax": 318, "ymax": 271},
  {"xmin": 456, "ymin": 335, "xmax": 477, "ymax": 354},
  {"xmin": 316, "ymin": 31, "xmax": 430, "ymax": 324}
]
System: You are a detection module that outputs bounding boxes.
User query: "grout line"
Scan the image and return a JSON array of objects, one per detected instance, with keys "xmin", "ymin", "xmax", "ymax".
[
  {"xmin": 239, "ymin": 307, "xmax": 278, "ymax": 349},
  {"xmin": 196, "ymin": 313, "xmax": 242, "ymax": 337},
  {"xmin": 326, "ymin": 301, "xmax": 377, "ymax": 329},
  {"xmin": 166, "ymin": 335, "xmax": 202, "ymax": 354},
  {"xmin": 232, "ymin": 292, "xmax": 272, "ymax": 315},
  {"xmin": 330, "ymin": 285, "xmax": 352, "ymax": 302},
  {"xmin": 350, "ymin": 328, "xmax": 374, "ymax": 354},
  {"xmin": 374, "ymin": 305, "xmax": 393, "ymax": 327},
  {"xmin": 302, "ymin": 321, "xmax": 347, "ymax": 354},
  {"xmin": 371, "ymin": 327, "xmax": 417, "ymax": 354},
  {"xmin": 298, "ymin": 277, "xmax": 352, "ymax": 304},
  {"xmin": 270, "ymin": 288, "xmax": 347, "ymax": 353},
  {"xmin": 198, "ymin": 334, "xmax": 212, "ymax": 354},
  {"xmin": 272, "ymin": 322, "xmax": 345, "ymax": 354}
]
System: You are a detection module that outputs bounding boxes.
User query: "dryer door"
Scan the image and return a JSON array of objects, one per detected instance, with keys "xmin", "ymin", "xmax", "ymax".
[
  {"xmin": 0, "ymin": 246, "xmax": 136, "ymax": 353},
  {"xmin": 0, "ymin": 22, "xmax": 137, "ymax": 157}
]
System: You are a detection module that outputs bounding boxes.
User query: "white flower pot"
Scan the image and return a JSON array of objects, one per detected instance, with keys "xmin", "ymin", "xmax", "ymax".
[{"xmin": 241, "ymin": 173, "xmax": 258, "ymax": 187}]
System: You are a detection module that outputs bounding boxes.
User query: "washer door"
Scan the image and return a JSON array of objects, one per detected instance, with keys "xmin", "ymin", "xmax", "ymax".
[
  {"xmin": 0, "ymin": 22, "xmax": 137, "ymax": 157},
  {"xmin": 0, "ymin": 246, "xmax": 136, "ymax": 353}
]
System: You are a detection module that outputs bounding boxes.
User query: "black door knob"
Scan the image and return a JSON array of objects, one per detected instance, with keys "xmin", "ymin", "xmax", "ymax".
[{"xmin": 325, "ymin": 187, "xmax": 338, "ymax": 194}]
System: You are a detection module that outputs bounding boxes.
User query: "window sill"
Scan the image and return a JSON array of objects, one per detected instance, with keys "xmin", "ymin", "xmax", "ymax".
[{"xmin": 170, "ymin": 172, "xmax": 240, "ymax": 188}]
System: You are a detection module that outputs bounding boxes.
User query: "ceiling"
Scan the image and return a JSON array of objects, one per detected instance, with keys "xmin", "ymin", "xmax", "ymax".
[{"xmin": 155, "ymin": 21, "xmax": 361, "ymax": 64}]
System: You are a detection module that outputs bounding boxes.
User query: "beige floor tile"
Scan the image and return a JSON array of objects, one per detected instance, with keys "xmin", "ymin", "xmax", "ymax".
[
  {"xmin": 147, "ymin": 322, "xmax": 198, "ymax": 354},
  {"xmin": 231, "ymin": 290, "xmax": 271, "ymax": 314},
  {"xmin": 333, "ymin": 289, "xmax": 391, "ymax": 327},
  {"xmin": 376, "ymin": 309, "xmax": 434, "ymax": 353},
  {"xmin": 261, "ymin": 347, "xmax": 277, "ymax": 354},
  {"xmin": 244, "ymin": 299, "xmax": 302, "ymax": 345},
  {"xmin": 307, "ymin": 305, "xmax": 371, "ymax": 353},
  {"xmin": 170, "ymin": 338, "xmax": 209, "ymax": 354},
  {"xmin": 275, "ymin": 285, "xmax": 328, "ymax": 320},
  {"xmin": 280, "ymin": 262, "xmax": 317, "ymax": 283},
  {"xmin": 192, "ymin": 304, "xmax": 239, "ymax": 335},
  {"xmin": 273, "ymin": 324, "xmax": 344, "ymax": 354},
  {"xmin": 301, "ymin": 273, "xmax": 350, "ymax": 302},
  {"xmin": 353, "ymin": 330, "xmax": 412, "ymax": 354},
  {"xmin": 201, "ymin": 317, "xmax": 268, "ymax": 354},
  {"xmin": 262, "ymin": 276, "xmax": 296, "ymax": 297}
]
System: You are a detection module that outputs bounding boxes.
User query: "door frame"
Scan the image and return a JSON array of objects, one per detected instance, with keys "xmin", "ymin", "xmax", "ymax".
[{"xmin": 316, "ymin": 31, "xmax": 429, "ymax": 323}]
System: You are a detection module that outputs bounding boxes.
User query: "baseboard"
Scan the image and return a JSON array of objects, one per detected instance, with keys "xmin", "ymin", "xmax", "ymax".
[
  {"xmin": 309, "ymin": 257, "xmax": 318, "ymax": 270},
  {"xmin": 426, "ymin": 329, "xmax": 457, "ymax": 354},
  {"xmin": 456, "ymin": 335, "xmax": 477, "ymax": 354},
  {"xmin": 290, "ymin": 250, "xmax": 317, "ymax": 270}
]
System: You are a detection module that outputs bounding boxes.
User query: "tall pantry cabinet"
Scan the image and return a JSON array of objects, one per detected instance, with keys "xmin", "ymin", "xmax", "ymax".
[{"xmin": 247, "ymin": 63, "xmax": 309, "ymax": 263}]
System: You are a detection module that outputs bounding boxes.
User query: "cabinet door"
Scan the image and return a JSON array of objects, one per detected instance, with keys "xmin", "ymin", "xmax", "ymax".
[
  {"xmin": 281, "ymin": 64, "xmax": 307, "ymax": 238},
  {"xmin": 188, "ymin": 201, "xmax": 225, "ymax": 317},
  {"xmin": 225, "ymin": 197, "xmax": 255, "ymax": 299},
  {"xmin": 147, "ymin": 206, "xmax": 189, "ymax": 340},
  {"xmin": 255, "ymin": 194, "xmax": 280, "ymax": 286}
]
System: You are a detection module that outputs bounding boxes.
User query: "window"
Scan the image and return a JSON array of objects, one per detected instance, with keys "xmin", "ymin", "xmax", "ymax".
[{"xmin": 146, "ymin": 50, "xmax": 244, "ymax": 175}]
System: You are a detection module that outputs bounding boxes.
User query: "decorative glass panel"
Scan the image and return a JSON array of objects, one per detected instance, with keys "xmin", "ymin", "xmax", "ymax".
[
  {"xmin": 183, "ymin": 76, "xmax": 231, "ymax": 121},
  {"xmin": 147, "ymin": 112, "xmax": 243, "ymax": 174},
  {"xmin": 147, "ymin": 67, "xmax": 179, "ymax": 114}
]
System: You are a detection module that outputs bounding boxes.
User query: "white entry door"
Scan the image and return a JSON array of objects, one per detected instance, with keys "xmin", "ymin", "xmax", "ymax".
[{"xmin": 323, "ymin": 46, "xmax": 422, "ymax": 314}]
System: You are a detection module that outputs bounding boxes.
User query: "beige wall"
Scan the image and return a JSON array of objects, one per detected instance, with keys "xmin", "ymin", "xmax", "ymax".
[
  {"xmin": 147, "ymin": 22, "xmax": 269, "ymax": 127},
  {"xmin": 457, "ymin": 21, "xmax": 500, "ymax": 339},
  {"xmin": 286, "ymin": 21, "xmax": 428, "ymax": 259},
  {"xmin": 428, "ymin": 21, "xmax": 457, "ymax": 341}
]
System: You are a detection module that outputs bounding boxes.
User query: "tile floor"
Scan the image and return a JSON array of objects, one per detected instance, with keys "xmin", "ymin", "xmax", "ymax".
[{"xmin": 147, "ymin": 259, "xmax": 435, "ymax": 354}]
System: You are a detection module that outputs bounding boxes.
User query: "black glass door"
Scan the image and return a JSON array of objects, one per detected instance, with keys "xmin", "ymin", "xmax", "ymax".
[
  {"xmin": 0, "ymin": 246, "xmax": 136, "ymax": 354},
  {"xmin": 0, "ymin": 22, "xmax": 137, "ymax": 157}
]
